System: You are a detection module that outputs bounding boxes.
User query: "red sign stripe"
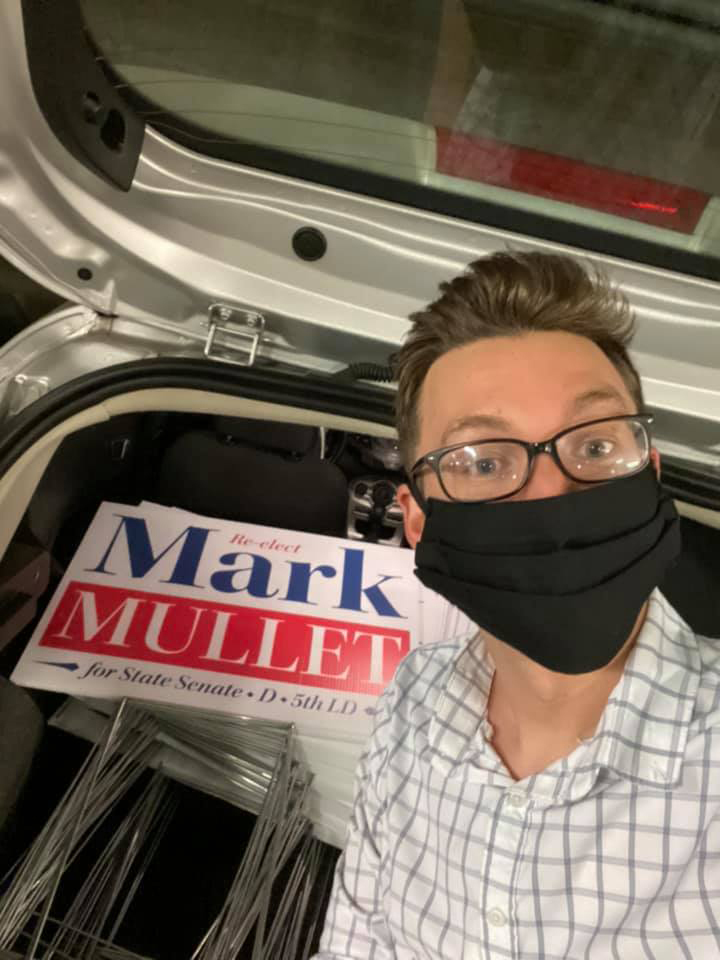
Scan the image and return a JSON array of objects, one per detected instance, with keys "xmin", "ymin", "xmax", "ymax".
[
  {"xmin": 435, "ymin": 128, "xmax": 709, "ymax": 235},
  {"xmin": 39, "ymin": 581, "xmax": 410, "ymax": 696}
]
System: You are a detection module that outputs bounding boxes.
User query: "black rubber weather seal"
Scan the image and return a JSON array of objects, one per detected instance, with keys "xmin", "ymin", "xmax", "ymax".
[
  {"xmin": 0, "ymin": 357, "xmax": 714, "ymax": 511},
  {"xmin": 0, "ymin": 358, "xmax": 395, "ymax": 477},
  {"xmin": 21, "ymin": 0, "xmax": 144, "ymax": 190}
]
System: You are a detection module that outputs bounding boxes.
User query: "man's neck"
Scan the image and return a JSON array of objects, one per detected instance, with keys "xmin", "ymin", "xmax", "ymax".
[{"xmin": 485, "ymin": 603, "xmax": 647, "ymax": 781}]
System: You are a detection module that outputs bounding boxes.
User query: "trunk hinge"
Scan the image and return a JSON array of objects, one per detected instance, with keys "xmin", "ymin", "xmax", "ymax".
[{"xmin": 204, "ymin": 304, "xmax": 265, "ymax": 367}]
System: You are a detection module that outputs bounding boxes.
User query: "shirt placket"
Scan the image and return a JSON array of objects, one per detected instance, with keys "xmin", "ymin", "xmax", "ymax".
[{"xmin": 481, "ymin": 787, "xmax": 529, "ymax": 959}]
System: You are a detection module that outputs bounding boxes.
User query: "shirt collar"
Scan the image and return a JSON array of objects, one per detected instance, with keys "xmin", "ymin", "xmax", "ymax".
[
  {"xmin": 590, "ymin": 589, "xmax": 701, "ymax": 787},
  {"xmin": 427, "ymin": 627, "xmax": 494, "ymax": 771},
  {"xmin": 428, "ymin": 590, "xmax": 701, "ymax": 789}
]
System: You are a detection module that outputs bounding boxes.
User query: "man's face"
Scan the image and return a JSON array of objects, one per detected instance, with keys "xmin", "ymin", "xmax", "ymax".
[{"xmin": 398, "ymin": 330, "xmax": 659, "ymax": 547}]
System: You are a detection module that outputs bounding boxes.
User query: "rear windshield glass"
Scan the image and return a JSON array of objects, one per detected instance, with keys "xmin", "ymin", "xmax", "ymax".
[{"xmin": 82, "ymin": 1, "xmax": 720, "ymax": 271}]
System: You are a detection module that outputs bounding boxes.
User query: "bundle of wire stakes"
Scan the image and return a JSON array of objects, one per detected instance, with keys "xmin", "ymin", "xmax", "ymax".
[{"xmin": 0, "ymin": 699, "xmax": 334, "ymax": 960}]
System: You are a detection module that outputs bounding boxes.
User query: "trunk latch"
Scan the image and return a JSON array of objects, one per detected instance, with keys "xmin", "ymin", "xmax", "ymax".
[{"xmin": 204, "ymin": 304, "xmax": 265, "ymax": 367}]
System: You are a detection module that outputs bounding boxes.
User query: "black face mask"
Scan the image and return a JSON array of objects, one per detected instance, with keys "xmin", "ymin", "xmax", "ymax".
[{"xmin": 414, "ymin": 466, "xmax": 681, "ymax": 674}]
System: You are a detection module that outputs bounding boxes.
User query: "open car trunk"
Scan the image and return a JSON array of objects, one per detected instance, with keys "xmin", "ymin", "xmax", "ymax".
[
  {"xmin": 0, "ymin": 368, "xmax": 719, "ymax": 959},
  {"xmin": 0, "ymin": 368, "xmax": 406, "ymax": 959}
]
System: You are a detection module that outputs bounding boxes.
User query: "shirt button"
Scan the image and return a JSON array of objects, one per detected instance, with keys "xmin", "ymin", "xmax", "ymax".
[
  {"xmin": 487, "ymin": 907, "xmax": 507, "ymax": 927},
  {"xmin": 507, "ymin": 791, "xmax": 526, "ymax": 808}
]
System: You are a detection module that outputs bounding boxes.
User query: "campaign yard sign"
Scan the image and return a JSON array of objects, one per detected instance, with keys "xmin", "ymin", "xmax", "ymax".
[{"xmin": 13, "ymin": 502, "xmax": 470, "ymax": 738}]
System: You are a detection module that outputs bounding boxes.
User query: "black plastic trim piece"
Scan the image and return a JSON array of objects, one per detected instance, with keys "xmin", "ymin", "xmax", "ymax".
[
  {"xmin": 21, "ymin": 0, "xmax": 144, "ymax": 190},
  {"xmin": 0, "ymin": 359, "xmax": 395, "ymax": 477}
]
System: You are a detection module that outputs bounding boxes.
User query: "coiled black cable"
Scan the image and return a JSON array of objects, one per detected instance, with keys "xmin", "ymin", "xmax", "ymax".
[{"xmin": 332, "ymin": 362, "xmax": 394, "ymax": 383}]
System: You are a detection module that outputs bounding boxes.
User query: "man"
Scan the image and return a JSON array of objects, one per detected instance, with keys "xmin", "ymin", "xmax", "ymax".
[{"xmin": 315, "ymin": 251, "xmax": 720, "ymax": 959}]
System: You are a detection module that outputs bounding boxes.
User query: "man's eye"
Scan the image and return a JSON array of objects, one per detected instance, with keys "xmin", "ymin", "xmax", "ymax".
[
  {"xmin": 447, "ymin": 457, "xmax": 505, "ymax": 476},
  {"xmin": 580, "ymin": 438, "xmax": 615, "ymax": 459},
  {"xmin": 474, "ymin": 458, "xmax": 502, "ymax": 475}
]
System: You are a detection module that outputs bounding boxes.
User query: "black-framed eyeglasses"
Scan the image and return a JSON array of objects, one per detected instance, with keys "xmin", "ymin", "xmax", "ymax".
[{"xmin": 409, "ymin": 414, "xmax": 654, "ymax": 509}]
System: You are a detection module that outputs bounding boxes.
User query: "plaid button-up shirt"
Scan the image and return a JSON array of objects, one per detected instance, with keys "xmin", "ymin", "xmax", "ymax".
[{"xmin": 316, "ymin": 590, "xmax": 720, "ymax": 959}]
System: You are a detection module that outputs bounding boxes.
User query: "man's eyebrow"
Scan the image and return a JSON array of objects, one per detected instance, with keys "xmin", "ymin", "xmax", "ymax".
[
  {"xmin": 441, "ymin": 413, "xmax": 514, "ymax": 444},
  {"xmin": 439, "ymin": 387, "xmax": 631, "ymax": 446},
  {"xmin": 570, "ymin": 386, "xmax": 632, "ymax": 414}
]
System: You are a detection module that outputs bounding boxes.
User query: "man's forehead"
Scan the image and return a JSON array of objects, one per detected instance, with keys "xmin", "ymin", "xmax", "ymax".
[{"xmin": 417, "ymin": 333, "xmax": 635, "ymax": 448}]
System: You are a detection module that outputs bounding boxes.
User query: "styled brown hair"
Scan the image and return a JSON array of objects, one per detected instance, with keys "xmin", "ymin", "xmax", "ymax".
[{"xmin": 393, "ymin": 251, "xmax": 644, "ymax": 468}]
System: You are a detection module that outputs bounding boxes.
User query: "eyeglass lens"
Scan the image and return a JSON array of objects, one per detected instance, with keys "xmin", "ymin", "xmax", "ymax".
[{"xmin": 424, "ymin": 418, "xmax": 650, "ymax": 502}]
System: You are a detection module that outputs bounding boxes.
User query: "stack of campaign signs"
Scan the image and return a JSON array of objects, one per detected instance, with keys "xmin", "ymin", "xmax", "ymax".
[{"xmin": 12, "ymin": 501, "xmax": 475, "ymax": 847}]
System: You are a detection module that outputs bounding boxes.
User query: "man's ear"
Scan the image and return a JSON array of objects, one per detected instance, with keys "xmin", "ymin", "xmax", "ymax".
[
  {"xmin": 650, "ymin": 446, "xmax": 661, "ymax": 480},
  {"xmin": 397, "ymin": 483, "xmax": 425, "ymax": 548}
]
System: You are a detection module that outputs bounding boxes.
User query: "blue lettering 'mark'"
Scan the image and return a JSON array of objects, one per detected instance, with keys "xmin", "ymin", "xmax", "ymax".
[
  {"xmin": 87, "ymin": 514, "xmax": 215, "ymax": 588},
  {"xmin": 337, "ymin": 548, "xmax": 404, "ymax": 618}
]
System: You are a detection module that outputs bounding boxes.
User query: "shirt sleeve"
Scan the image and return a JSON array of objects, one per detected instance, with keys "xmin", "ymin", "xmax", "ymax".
[{"xmin": 312, "ymin": 687, "xmax": 397, "ymax": 960}]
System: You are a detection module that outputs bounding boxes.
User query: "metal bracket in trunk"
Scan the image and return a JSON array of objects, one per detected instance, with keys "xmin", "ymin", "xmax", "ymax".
[{"xmin": 203, "ymin": 304, "xmax": 265, "ymax": 368}]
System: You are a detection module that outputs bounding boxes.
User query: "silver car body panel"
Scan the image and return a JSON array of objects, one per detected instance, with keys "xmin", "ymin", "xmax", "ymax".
[{"xmin": 0, "ymin": 0, "xmax": 717, "ymax": 476}]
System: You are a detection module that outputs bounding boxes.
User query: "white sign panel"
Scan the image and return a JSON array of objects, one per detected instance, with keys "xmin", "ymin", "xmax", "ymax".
[{"xmin": 13, "ymin": 501, "xmax": 472, "ymax": 739}]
